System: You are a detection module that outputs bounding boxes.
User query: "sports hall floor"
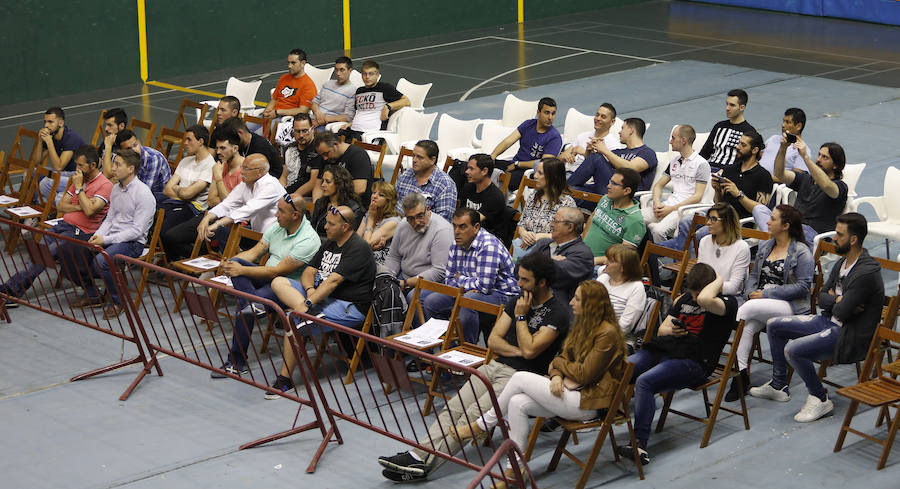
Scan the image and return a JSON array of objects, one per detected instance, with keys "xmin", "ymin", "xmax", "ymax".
[{"xmin": 2, "ymin": 1, "xmax": 900, "ymax": 488}]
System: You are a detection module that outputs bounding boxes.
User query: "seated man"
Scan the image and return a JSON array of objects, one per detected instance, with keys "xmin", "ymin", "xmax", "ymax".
[
  {"xmin": 385, "ymin": 192, "xmax": 453, "ymax": 299},
  {"xmin": 33, "ymin": 106, "xmax": 86, "ymax": 201},
  {"xmin": 558, "ymin": 102, "xmax": 623, "ymax": 174},
  {"xmin": 337, "ymin": 59, "xmax": 410, "ymax": 143},
  {"xmin": 377, "ymin": 252, "xmax": 570, "ymax": 482},
  {"xmin": 524, "ymin": 206, "xmax": 593, "ymax": 302},
  {"xmin": 583, "ymin": 168, "xmax": 646, "ymax": 264},
  {"xmin": 491, "ymin": 97, "xmax": 562, "ymax": 191},
  {"xmin": 160, "ymin": 124, "xmax": 215, "ymax": 238},
  {"xmin": 421, "ymin": 208, "xmax": 520, "ymax": 344},
  {"xmin": 262, "ymin": 48, "xmax": 317, "ymax": 120},
  {"xmin": 568, "ymin": 117, "xmax": 657, "ymax": 210},
  {"xmin": 457, "ymin": 154, "xmax": 505, "ymax": 238},
  {"xmin": 112, "ymin": 129, "xmax": 171, "ymax": 198},
  {"xmin": 210, "ymin": 194, "xmax": 321, "ymax": 377},
  {"xmin": 207, "ymin": 95, "xmax": 241, "ymax": 149},
  {"xmin": 310, "ymin": 56, "xmax": 356, "ymax": 130},
  {"xmin": 98, "ymin": 107, "xmax": 127, "ymax": 173},
  {"xmin": 699, "ymin": 88, "xmax": 756, "ymax": 173},
  {"xmin": 394, "ymin": 139, "xmax": 457, "ymax": 221},
  {"xmin": 282, "ymin": 114, "xmax": 324, "ymax": 198},
  {"xmin": 752, "ymin": 137, "xmax": 848, "ymax": 246},
  {"xmin": 195, "ymin": 154, "xmax": 284, "ymax": 254},
  {"xmin": 218, "ymin": 117, "xmax": 283, "ymax": 179},
  {"xmin": 759, "ymin": 107, "xmax": 813, "ymax": 179},
  {"xmin": 266, "ymin": 205, "xmax": 376, "ymax": 396},
  {"xmin": 625, "ymin": 264, "xmax": 737, "ymax": 465},
  {"xmin": 750, "ymin": 213, "xmax": 883, "ymax": 422},
  {"xmin": 642, "ymin": 125, "xmax": 709, "ymax": 242},
  {"xmin": 313, "ymin": 131, "xmax": 374, "ymax": 204},
  {"xmin": 1, "ymin": 145, "xmax": 111, "ymax": 304},
  {"xmin": 70, "ymin": 149, "xmax": 156, "ymax": 319}
]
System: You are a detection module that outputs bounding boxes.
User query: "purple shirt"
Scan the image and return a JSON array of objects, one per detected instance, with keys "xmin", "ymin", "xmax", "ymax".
[
  {"xmin": 44, "ymin": 126, "xmax": 86, "ymax": 172},
  {"xmin": 513, "ymin": 119, "xmax": 562, "ymax": 163}
]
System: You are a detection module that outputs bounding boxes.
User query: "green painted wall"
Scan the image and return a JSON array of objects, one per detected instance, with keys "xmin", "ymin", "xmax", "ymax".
[
  {"xmin": 351, "ymin": 1, "xmax": 516, "ymax": 46},
  {"xmin": 525, "ymin": 0, "xmax": 654, "ymax": 18}
]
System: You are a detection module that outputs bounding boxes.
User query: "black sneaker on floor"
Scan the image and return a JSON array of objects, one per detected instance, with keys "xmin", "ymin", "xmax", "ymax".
[
  {"xmin": 617, "ymin": 444, "xmax": 650, "ymax": 466},
  {"xmin": 264, "ymin": 375, "xmax": 294, "ymax": 400},
  {"xmin": 381, "ymin": 468, "xmax": 427, "ymax": 484},
  {"xmin": 378, "ymin": 451, "xmax": 427, "ymax": 476},
  {"xmin": 540, "ymin": 419, "xmax": 561, "ymax": 433},
  {"xmin": 4, "ymin": 299, "xmax": 19, "ymax": 309},
  {"xmin": 210, "ymin": 361, "xmax": 249, "ymax": 379}
]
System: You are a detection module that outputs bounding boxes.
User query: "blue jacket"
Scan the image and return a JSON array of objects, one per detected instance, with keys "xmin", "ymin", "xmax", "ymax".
[{"xmin": 745, "ymin": 238, "xmax": 814, "ymax": 314}]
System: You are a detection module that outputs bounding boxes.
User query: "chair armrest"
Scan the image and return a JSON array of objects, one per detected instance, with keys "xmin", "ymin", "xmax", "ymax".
[
  {"xmin": 676, "ymin": 203, "xmax": 712, "ymax": 220},
  {"xmin": 853, "ymin": 196, "xmax": 886, "ymax": 221},
  {"xmin": 325, "ymin": 122, "xmax": 345, "ymax": 133},
  {"xmin": 362, "ymin": 132, "xmax": 399, "ymax": 154},
  {"xmin": 812, "ymin": 231, "xmax": 836, "ymax": 252}
]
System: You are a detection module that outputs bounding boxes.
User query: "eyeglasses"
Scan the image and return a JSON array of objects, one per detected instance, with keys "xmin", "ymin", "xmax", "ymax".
[
  {"xmin": 405, "ymin": 211, "xmax": 427, "ymax": 223},
  {"xmin": 608, "ymin": 180, "xmax": 625, "ymax": 187},
  {"xmin": 329, "ymin": 205, "xmax": 350, "ymax": 224},
  {"xmin": 283, "ymin": 193, "xmax": 297, "ymax": 211},
  {"xmin": 707, "ymin": 216, "xmax": 723, "ymax": 223},
  {"xmin": 241, "ymin": 166, "xmax": 264, "ymax": 173}
]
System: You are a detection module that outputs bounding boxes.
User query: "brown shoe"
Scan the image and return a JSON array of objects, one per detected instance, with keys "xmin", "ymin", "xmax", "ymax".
[
  {"xmin": 103, "ymin": 304, "xmax": 124, "ymax": 319},
  {"xmin": 69, "ymin": 295, "xmax": 104, "ymax": 308}
]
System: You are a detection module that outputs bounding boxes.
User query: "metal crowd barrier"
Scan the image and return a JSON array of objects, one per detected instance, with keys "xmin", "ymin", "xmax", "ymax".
[
  {"xmin": 115, "ymin": 255, "xmax": 339, "ymax": 471},
  {"xmin": 0, "ymin": 217, "xmax": 158, "ymax": 400},
  {"xmin": 288, "ymin": 310, "xmax": 535, "ymax": 487}
]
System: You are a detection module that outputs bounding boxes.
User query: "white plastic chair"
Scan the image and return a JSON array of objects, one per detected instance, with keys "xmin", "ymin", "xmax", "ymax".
[
  {"xmin": 397, "ymin": 78, "xmax": 432, "ymax": 112},
  {"xmin": 480, "ymin": 94, "xmax": 539, "ymax": 128},
  {"xmin": 304, "ymin": 64, "xmax": 335, "ymax": 93},
  {"xmin": 562, "ymin": 108, "xmax": 593, "ymax": 144},
  {"xmin": 197, "ymin": 76, "xmax": 263, "ymax": 124},
  {"xmin": 841, "ymin": 162, "xmax": 866, "ymax": 211},
  {"xmin": 636, "ymin": 153, "xmax": 673, "ymax": 208},
  {"xmin": 853, "ymin": 166, "xmax": 900, "ymax": 257},
  {"xmin": 400, "ymin": 114, "xmax": 481, "ymax": 163},
  {"xmin": 362, "ymin": 108, "xmax": 437, "ymax": 155},
  {"xmin": 349, "ymin": 69, "xmax": 364, "ymax": 87}
]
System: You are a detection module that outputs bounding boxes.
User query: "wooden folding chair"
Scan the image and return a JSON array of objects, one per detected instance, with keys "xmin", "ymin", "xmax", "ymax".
[
  {"xmin": 523, "ymin": 363, "xmax": 644, "ymax": 486},
  {"xmin": 8, "ymin": 126, "xmax": 41, "ymax": 162},
  {"xmin": 390, "ymin": 147, "xmax": 414, "ymax": 185},
  {"xmin": 641, "ymin": 242, "xmax": 689, "ymax": 298},
  {"xmin": 0, "ymin": 127, "xmax": 41, "ymax": 199},
  {"xmin": 659, "ymin": 212, "xmax": 707, "ymax": 277},
  {"xmin": 655, "ymin": 320, "xmax": 751, "ymax": 448},
  {"xmin": 0, "ymin": 154, "xmax": 36, "ymax": 204},
  {"xmin": 154, "ymin": 127, "xmax": 186, "ymax": 173},
  {"xmin": 173, "ymin": 98, "xmax": 209, "ymax": 132},
  {"xmin": 90, "ymin": 111, "xmax": 106, "ymax": 146},
  {"xmin": 352, "ymin": 139, "xmax": 387, "ymax": 180},
  {"xmin": 131, "ymin": 209, "xmax": 168, "ymax": 310},
  {"xmin": 129, "ymin": 118, "xmax": 158, "ymax": 147},
  {"xmin": 510, "ymin": 177, "xmax": 536, "ymax": 211},
  {"xmin": 569, "ymin": 188, "xmax": 604, "ymax": 209},
  {"xmin": 242, "ymin": 114, "xmax": 273, "ymax": 141},
  {"xmin": 171, "ymin": 222, "xmax": 251, "ymax": 311},
  {"xmin": 498, "ymin": 171, "xmax": 511, "ymax": 194},
  {"xmin": 441, "ymin": 155, "xmax": 455, "ymax": 174},
  {"xmin": 3, "ymin": 166, "xmax": 58, "ymax": 252}
]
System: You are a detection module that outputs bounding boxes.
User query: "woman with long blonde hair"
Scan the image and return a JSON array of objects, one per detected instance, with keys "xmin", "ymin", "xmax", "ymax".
[{"xmin": 453, "ymin": 280, "xmax": 626, "ymax": 486}]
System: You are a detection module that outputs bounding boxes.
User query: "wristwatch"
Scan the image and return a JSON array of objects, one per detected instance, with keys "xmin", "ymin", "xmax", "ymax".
[
  {"xmin": 736, "ymin": 190, "xmax": 745, "ymax": 199},
  {"xmin": 75, "ymin": 187, "xmax": 84, "ymax": 195},
  {"xmin": 305, "ymin": 298, "xmax": 313, "ymax": 308},
  {"xmin": 516, "ymin": 315, "xmax": 527, "ymax": 322}
]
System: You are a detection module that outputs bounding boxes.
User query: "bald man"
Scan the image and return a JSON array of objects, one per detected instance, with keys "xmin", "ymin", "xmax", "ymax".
[{"xmin": 524, "ymin": 207, "xmax": 594, "ymax": 302}]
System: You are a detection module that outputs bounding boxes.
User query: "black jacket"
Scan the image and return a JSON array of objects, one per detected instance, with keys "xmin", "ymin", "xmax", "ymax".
[{"xmin": 527, "ymin": 237, "xmax": 594, "ymax": 303}]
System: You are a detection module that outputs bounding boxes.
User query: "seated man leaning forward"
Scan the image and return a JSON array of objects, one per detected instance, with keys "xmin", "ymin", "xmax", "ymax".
[
  {"xmin": 524, "ymin": 206, "xmax": 594, "ymax": 303},
  {"xmin": 376, "ymin": 252, "xmax": 571, "ymax": 482},
  {"xmin": 421, "ymin": 208, "xmax": 520, "ymax": 344},
  {"xmin": 266, "ymin": 205, "xmax": 376, "ymax": 397},
  {"xmin": 749, "ymin": 212, "xmax": 884, "ymax": 423},
  {"xmin": 210, "ymin": 193, "xmax": 321, "ymax": 377}
]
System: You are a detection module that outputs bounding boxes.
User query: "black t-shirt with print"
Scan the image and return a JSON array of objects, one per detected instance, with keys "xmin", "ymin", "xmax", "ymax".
[
  {"xmin": 721, "ymin": 163, "xmax": 773, "ymax": 219},
  {"xmin": 285, "ymin": 144, "xmax": 324, "ymax": 194},
  {"xmin": 496, "ymin": 294, "xmax": 571, "ymax": 374},
  {"xmin": 334, "ymin": 144, "xmax": 374, "ymax": 205},
  {"xmin": 310, "ymin": 233, "xmax": 376, "ymax": 312},
  {"xmin": 458, "ymin": 182, "xmax": 505, "ymax": 236}
]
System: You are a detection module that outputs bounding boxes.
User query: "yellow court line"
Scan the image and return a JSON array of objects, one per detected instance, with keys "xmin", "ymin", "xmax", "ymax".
[
  {"xmin": 145, "ymin": 81, "xmax": 268, "ymax": 106},
  {"xmin": 517, "ymin": 0, "xmax": 524, "ymax": 23},
  {"xmin": 343, "ymin": 0, "xmax": 352, "ymax": 53},
  {"xmin": 137, "ymin": 0, "xmax": 149, "ymax": 81}
]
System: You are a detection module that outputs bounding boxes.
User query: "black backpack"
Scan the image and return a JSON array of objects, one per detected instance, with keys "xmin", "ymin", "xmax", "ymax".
[{"xmin": 371, "ymin": 270, "xmax": 408, "ymax": 338}]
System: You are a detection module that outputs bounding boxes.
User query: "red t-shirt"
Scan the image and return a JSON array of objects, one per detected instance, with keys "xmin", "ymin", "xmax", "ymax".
[
  {"xmin": 273, "ymin": 73, "xmax": 317, "ymax": 110},
  {"xmin": 63, "ymin": 173, "xmax": 113, "ymax": 234}
]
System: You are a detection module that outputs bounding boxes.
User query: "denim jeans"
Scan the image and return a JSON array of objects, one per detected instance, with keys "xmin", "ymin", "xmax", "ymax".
[
  {"xmin": 628, "ymin": 348, "xmax": 707, "ymax": 448},
  {"xmin": 90, "ymin": 241, "xmax": 145, "ymax": 304},
  {"xmin": 227, "ymin": 258, "xmax": 286, "ymax": 365},
  {"xmin": 2, "ymin": 222, "xmax": 89, "ymax": 297},
  {"xmin": 766, "ymin": 314, "xmax": 838, "ymax": 400},
  {"xmin": 420, "ymin": 288, "xmax": 511, "ymax": 344},
  {"xmin": 659, "ymin": 210, "xmax": 710, "ymax": 251},
  {"xmin": 286, "ymin": 278, "xmax": 366, "ymax": 329}
]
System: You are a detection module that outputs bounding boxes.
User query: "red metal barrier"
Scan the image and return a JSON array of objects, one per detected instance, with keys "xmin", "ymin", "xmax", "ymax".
[
  {"xmin": 288, "ymin": 310, "xmax": 537, "ymax": 487},
  {"xmin": 114, "ymin": 255, "xmax": 339, "ymax": 471},
  {"xmin": 0, "ymin": 217, "xmax": 158, "ymax": 400}
]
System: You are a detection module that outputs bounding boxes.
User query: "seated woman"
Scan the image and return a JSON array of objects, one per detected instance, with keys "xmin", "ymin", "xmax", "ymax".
[
  {"xmin": 598, "ymin": 244, "xmax": 647, "ymax": 350},
  {"xmin": 725, "ymin": 204, "xmax": 813, "ymax": 401},
  {"xmin": 625, "ymin": 264, "xmax": 738, "ymax": 465},
  {"xmin": 357, "ymin": 181, "xmax": 401, "ymax": 264},
  {"xmin": 512, "ymin": 157, "xmax": 576, "ymax": 260},
  {"xmin": 452, "ymin": 280, "xmax": 626, "ymax": 486},
  {"xmin": 696, "ymin": 202, "xmax": 750, "ymax": 300},
  {"xmin": 309, "ymin": 165, "xmax": 365, "ymax": 238}
]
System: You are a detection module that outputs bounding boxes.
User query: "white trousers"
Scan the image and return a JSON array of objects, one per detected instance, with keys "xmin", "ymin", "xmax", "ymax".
[
  {"xmin": 641, "ymin": 207, "xmax": 681, "ymax": 242},
  {"xmin": 735, "ymin": 298, "xmax": 794, "ymax": 370}
]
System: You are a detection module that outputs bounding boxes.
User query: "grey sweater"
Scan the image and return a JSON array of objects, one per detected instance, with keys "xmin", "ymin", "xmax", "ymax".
[{"xmin": 383, "ymin": 213, "xmax": 453, "ymax": 284}]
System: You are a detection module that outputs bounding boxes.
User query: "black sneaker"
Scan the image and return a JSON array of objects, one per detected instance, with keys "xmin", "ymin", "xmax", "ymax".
[
  {"xmin": 210, "ymin": 361, "xmax": 250, "ymax": 379},
  {"xmin": 724, "ymin": 369, "xmax": 750, "ymax": 402},
  {"xmin": 378, "ymin": 452, "xmax": 427, "ymax": 476},
  {"xmin": 617, "ymin": 444, "xmax": 650, "ymax": 466},
  {"xmin": 540, "ymin": 419, "xmax": 561, "ymax": 433},
  {"xmin": 381, "ymin": 468, "xmax": 427, "ymax": 484},
  {"xmin": 264, "ymin": 375, "xmax": 294, "ymax": 400},
  {"xmin": 4, "ymin": 299, "xmax": 19, "ymax": 309}
]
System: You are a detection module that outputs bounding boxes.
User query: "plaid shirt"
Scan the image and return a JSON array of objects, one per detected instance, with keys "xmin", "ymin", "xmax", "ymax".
[
  {"xmin": 137, "ymin": 145, "xmax": 171, "ymax": 194},
  {"xmin": 394, "ymin": 168, "xmax": 457, "ymax": 222},
  {"xmin": 446, "ymin": 228, "xmax": 519, "ymax": 296}
]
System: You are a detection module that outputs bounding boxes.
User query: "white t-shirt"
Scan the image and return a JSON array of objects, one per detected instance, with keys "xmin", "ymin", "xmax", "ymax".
[
  {"xmin": 697, "ymin": 235, "xmax": 751, "ymax": 297},
  {"xmin": 664, "ymin": 151, "xmax": 710, "ymax": 206},
  {"xmin": 174, "ymin": 153, "xmax": 215, "ymax": 209},
  {"xmin": 568, "ymin": 130, "xmax": 625, "ymax": 171},
  {"xmin": 598, "ymin": 273, "xmax": 647, "ymax": 333}
]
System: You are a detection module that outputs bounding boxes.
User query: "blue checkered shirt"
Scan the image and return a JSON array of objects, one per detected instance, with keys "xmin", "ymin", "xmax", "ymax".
[
  {"xmin": 394, "ymin": 168, "xmax": 457, "ymax": 222},
  {"xmin": 137, "ymin": 146, "xmax": 171, "ymax": 194},
  {"xmin": 446, "ymin": 229, "xmax": 519, "ymax": 296}
]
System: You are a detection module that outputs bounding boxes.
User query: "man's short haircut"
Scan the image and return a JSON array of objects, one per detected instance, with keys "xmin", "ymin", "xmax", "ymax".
[
  {"xmin": 415, "ymin": 140, "xmax": 439, "ymax": 160},
  {"xmin": 215, "ymin": 132, "xmax": 241, "ymax": 147},
  {"xmin": 45, "ymin": 106, "xmax": 65, "ymax": 120},
  {"xmin": 103, "ymin": 108, "xmax": 127, "ymax": 126},
  {"xmin": 334, "ymin": 56, "xmax": 352, "ymax": 69},
  {"xmin": 114, "ymin": 129, "xmax": 138, "ymax": 147},
  {"xmin": 837, "ymin": 212, "xmax": 868, "ymax": 244},
  {"xmin": 401, "ymin": 191, "xmax": 428, "ymax": 212},
  {"xmin": 784, "ymin": 107, "xmax": 806, "ymax": 134},
  {"xmin": 558, "ymin": 206, "xmax": 585, "ymax": 235},
  {"xmin": 614, "ymin": 167, "xmax": 641, "ymax": 199},
  {"xmin": 220, "ymin": 95, "xmax": 241, "ymax": 112},
  {"xmin": 599, "ymin": 102, "xmax": 617, "ymax": 120},
  {"xmin": 518, "ymin": 252, "xmax": 557, "ymax": 287},
  {"xmin": 676, "ymin": 124, "xmax": 696, "ymax": 144},
  {"xmin": 289, "ymin": 48, "xmax": 307, "ymax": 61},
  {"xmin": 538, "ymin": 97, "xmax": 557, "ymax": 112},
  {"xmin": 469, "ymin": 153, "xmax": 494, "ymax": 174},
  {"xmin": 186, "ymin": 124, "xmax": 210, "ymax": 146},
  {"xmin": 313, "ymin": 131, "xmax": 341, "ymax": 149},
  {"xmin": 821, "ymin": 142, "xmax": 846, "ymax": 180},
  {"xmin": 453, "ymin": 207, "xmax": 481, "ymax": 226},
  {"xmin": 744, "ymin": 130, "xmax": 765, "ymax": 158},
  {"xmin": 624, "ymin": 118, "xmax": 646, "ymax": 138},
  {"xmin": 219, "ymin": 116, "xmax": 248, "ymax": 135},
  {"xmin": 73, "ymin": 145, "xmax": 100, "ymax": 165},
  {"xmin": 293, "ymin": 113, "xmax": 313, "ymax": 125},
  {"xmin": 683, "ymin": 262, "xmax": 717, "ymax": 292},
  {"xmin": 362, "ymin": 60, "xmax": 379, "ymax": 71},
  {"xmin": 727, "ymin": 88, "xmax": 749, "ymax": 106},
  {"xmin": 115, "ymin": 148, "xmax": 142, "ymax": 172}
]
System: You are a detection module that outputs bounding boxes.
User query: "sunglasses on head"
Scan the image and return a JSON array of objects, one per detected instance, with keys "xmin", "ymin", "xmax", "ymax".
[
  {"xmin": 283, "ymin": 193, "xmax": 297, "ymax": 211},
  {"xmin": 329, "ymin": 205, "xmax": 350, "ymax": 224}
]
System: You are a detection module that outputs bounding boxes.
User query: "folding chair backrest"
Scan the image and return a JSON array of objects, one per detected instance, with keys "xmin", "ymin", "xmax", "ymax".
[
  {"xmin": 222, "ymin": 225, "xmax": 263, "ymax": 260},
  {"xmin": 0, "ymin": 154, "xmax": 35, "ymax": 199},
  {"xmin": 449, "ymin": 295, "xmax": 504, "ymax": 354},
  {"xmin": 91, "ymin": 111, "xmax": 105, "ymax": 146},
  {"xmin": 9, "ymin": 126, "xmax": 41, "ymax": 162},
  {"xmin": 498, "ymin": 171, "xmax": 511, "ymax": 194},
  {"xmin": 511, "ymin": 177, "xmax": 536, "ymax": 211},
  {"xmin": 390, "ymin": 147, "xmax": 414, "ymax": 185},
  {"xmin": 241, "ymin": 114, "xmax": 273, "ymax": 141},
  {"xmin": 154, "ymin": 127, "xmax": 186, "ymax": 172},
  {"xmin": 686, "ymin": 212, "xmax": 707, "ymax": 254},
  {"xmin": 129, "ymin": 118, "xmax": 158, "ymax": 147},
  {"xmin": 641, "ymin": 242, "xmax": 689, "ymax": 297},
  {"xmin": 352, "ymin": 140, "xmax": 387, "ymax": 180},
  {"xmin": 569, "ymin": 188, "xmax": 603, "ymax": 206},
  {"xmin": 174, "ymin": 98, "xmax": 209, "ymax": 132},
  {"xmin": 405, "ymin": 279, "xmax": 462, "ymax": 327}
]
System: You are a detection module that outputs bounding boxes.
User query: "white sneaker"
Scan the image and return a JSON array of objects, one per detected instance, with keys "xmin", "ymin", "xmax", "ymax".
[
  {"xmin": 794, "ymin": 394, "xmax": 834, "ymax": 422},
  {"xmin": 749, "ymin": 381, "xmax": 791, "ymax": 402}
]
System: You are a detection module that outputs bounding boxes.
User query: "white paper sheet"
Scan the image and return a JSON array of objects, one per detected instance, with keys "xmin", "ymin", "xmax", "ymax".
[
  {"xmin": 208, "ymin": 275, "xmax": 233, "ymax": 287},
  {"xmin": 436, "ymin": 350, "xmax": 483, "ymax": 367},
  {"xmin": 0, "ymin": 195, "xmax": 19, "ymax": 205},
  {"xmin": 181, "ymin": 257, "xmax": 221, "ymax": 270},
  {"xmin": 44, "ymin": 218, "xmax": 64, "ymax": 227},
  {"xmin": 7, "ymin": 206, "xmax": 40, "ymax": 217}
]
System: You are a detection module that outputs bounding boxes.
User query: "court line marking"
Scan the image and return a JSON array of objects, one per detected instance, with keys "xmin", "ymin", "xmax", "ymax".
[
  {"xmin": 486, "ymin": 36, "xmax": 669, "ymax": 63},
  {"xmin": 459, "ymin": 51, "xmax": 593, "ymax": 101},
  {"xmin": 842, "ymin": 65, "xmax": 900, "ymax": 81}
]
